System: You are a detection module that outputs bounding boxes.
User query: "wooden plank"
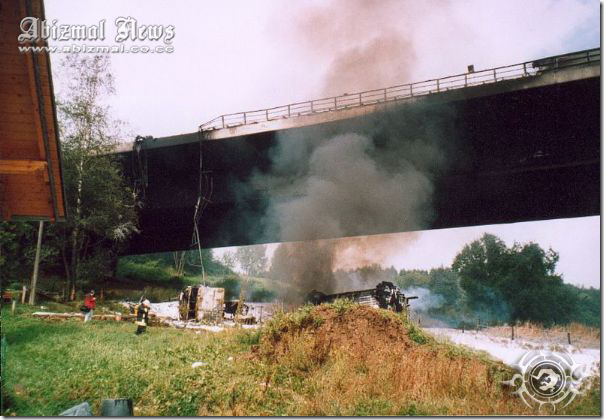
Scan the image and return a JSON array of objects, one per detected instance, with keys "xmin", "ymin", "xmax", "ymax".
[
  {"xmin": 0, "ymin": 139, "xmax": 58, "ymax": 156},
  {"xmin": 6, "ymin": 202, "xmax": 52, "ymax": 215},
  {"xmin": 4, "ymin": 172, "xmax": 49, "ymax": 187},
  {"xmin": 0, "ymin": 0, "xmax": 66, "ymax": 222},
  {"xmin": 1, "ymin": 120, "xmax": 58, "ymax": 140},
  {"xmin": 24, "ymin": 47, "xmax": 47, "ymax": 161},
  {"xmin": 0, "ymin": 159, "xmax": 47, "ymax": 174},
  {"xmin": 0, "ymin": 124, "xmax": 38, "ymax": 138},
  {"xmin": 0, "ymin": 68, "xmax": 51, "ymax": 84},
  {"xmin": 0, "ymin": 111, "xmax": 41, "ymax": 124},
  {"xmin": 0, "ymin": 0, "xmax": 21, "ymax": 15},
  {"xmin": 0, "ymin": 145, "xmax": 41, "ymax": 159},
  {"xmin": 31, "ymin": 312, "xmax": 130, "ymax": 321},
  {"xmin": 0, "ymin": 72, "xmax": 30, "ymax": 84},
  {"xmin": 0, "ymin": 93, "xmax": 53, "ymax": 113},
  {"xmin": 0, "ymin": 53, "xmax": 50, "ymax": 70},
  {"xmin": 0, "ymin": 87, "xmax": 56, "ymax": 106},
  {"xmin": 0, "ymin": 79, "xmax": 52, "ymax": 95},
  {"xmin": 0, "ymin": 123, "xmax": 56, "ymax": 139}
]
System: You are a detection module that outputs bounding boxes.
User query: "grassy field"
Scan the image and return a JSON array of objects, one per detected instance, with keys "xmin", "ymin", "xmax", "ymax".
[{"xmin": 2, "ymin": 301, "xmax": 600, "ymax": 416}]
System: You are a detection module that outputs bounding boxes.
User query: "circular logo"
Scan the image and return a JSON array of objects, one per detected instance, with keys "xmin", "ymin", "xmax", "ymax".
[
  {"xmin": 529, "ymin": 361, "xmax": 565, "ymax": 397},
  {"xmin": 501, "ymin": 349, "xmax": 586, "ymax": 412}
]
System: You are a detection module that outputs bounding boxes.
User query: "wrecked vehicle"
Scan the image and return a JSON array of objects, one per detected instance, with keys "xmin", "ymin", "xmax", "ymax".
[
  {"xmin": 223, "ymin": 300, "xmax": 256, "ymax": 324},
  {"xmin": 306, "ymin": 281, "xmax": 417, "ymax": 313},
  {"xmin": 178, "ymin": 285, "xmax": 275, "ymax": 323},
  {"xmin": 179, "ymin": 285, "xmax": 224, "ymax": 322}
]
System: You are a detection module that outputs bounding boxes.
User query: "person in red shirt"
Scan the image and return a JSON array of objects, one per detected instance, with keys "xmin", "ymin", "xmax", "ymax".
[{"xmin": 84, "ymin": 290, "xmax": 96, "ymax": 322}]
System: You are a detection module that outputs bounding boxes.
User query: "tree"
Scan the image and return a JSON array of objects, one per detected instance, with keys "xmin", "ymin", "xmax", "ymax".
[
  {"xmin": 395, "ymin": 269, "xmax": 430, "ymax": 290},
  {"xmin": 428, "ymin": 267, "xmax": 463, "ymax": 304},
  {"xmin": 220, "ymin": 251, "xmax": 236, "ymax": 271},
  {"xmin": 172, "ymin": 251, "xmax": 186, "ymax": 277},
  {"xmin": 452, "ymin": 233, "xmax": 572, "ymax": 325},
  {"xmin": 235, "ymin": 245, "xmax": 267, "ymax": 277},
  {"xmin": 55, "ymin": 55, "xmax": 138, "ymax": 299}
]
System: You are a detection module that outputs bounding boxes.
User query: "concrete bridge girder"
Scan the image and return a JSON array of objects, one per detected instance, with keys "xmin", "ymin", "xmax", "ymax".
[{"xmin": 113, "ymin": 59, "xmax": 600, "ymax": 255}]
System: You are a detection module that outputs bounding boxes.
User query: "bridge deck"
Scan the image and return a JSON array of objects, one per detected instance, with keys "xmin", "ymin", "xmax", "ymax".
[
  {"xmin": 111, "ymin": 48, "xmax": 600, "ymax": 254},
  {"xmin": 113, "ymin": 48, "xmax": 600, "ymax": 153}
]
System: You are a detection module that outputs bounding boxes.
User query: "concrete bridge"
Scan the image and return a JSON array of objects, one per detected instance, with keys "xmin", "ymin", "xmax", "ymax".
[{"xmin": 114, "ymin": 48, "xmax": 600, "ymax": 255}]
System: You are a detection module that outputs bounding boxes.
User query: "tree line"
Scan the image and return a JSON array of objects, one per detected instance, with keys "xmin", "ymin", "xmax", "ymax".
[{"xmin": 369, "ymin": 233, "xmax": 598, "ymax": 327}]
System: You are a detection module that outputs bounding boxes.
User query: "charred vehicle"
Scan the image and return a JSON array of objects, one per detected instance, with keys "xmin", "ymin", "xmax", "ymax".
[
  {"xmin": 179, "ymin": 285, "xmax": 224, "ymax": 322},
  {"xmin": 179, "ymin": 285, "xmax": 275, "ymax": 323},
  {"xmin": 223, "ymin": 300, "xmax": 257, "ymax": 324},
  {"xmin": 307, "ymin": 281, "xmax": 417, "ymax": 313}
]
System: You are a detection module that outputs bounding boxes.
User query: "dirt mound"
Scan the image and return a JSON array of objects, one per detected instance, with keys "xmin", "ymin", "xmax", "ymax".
[
  {"xmin": 250, "ymin": 303, "xmax": 537, "ymax": 415},
  {"xmin": 259, "ymin": 305, "xmax": 413, "ymax": 364}
]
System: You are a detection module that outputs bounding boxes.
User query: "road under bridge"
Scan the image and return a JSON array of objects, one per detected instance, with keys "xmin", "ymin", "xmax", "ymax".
[{"xmin": 113, "ymin": 48, "xmax": 600, "ymax": 255}]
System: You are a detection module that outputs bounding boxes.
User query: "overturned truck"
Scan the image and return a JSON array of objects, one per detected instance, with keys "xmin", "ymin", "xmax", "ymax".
[{"xmin": 307, "ymin": 281, "xmax": 417, "ymax": 313}]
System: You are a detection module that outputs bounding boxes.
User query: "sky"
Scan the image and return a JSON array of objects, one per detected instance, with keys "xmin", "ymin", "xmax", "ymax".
[
  {"xmin": 213, "ymin": 216, "xmax": 600, "ymax": 289},
  {"xmin": 45, "ymin": 0, "xmax": 600, "ymax": 137},
  {"xmin": 43, "ymin": 0, "xmax": 601, "ymax": 288}
]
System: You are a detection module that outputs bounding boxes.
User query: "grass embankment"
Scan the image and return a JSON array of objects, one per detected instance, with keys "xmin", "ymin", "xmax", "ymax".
[{"xmin": 2, "ymin": 301, "xmax": 600, "ymax": 416}]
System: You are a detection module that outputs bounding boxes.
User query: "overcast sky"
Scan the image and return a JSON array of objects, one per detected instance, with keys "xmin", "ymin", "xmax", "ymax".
[
  {"xmin": 44, "ymin": 0, "xmax": 600, "ymax": 288},
  {"xmin": 46, "ymin": 0, "xmax": 599, "ymax": 137},
  {"xmin": 214, "ymin": 216, "xmax": 600, "ymax": 288}
]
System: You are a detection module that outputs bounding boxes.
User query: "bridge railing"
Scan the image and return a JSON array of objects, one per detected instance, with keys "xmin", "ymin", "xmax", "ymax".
[{"xmin": 199, "ymin": 48, "xmax": 600, "ymax": 132}]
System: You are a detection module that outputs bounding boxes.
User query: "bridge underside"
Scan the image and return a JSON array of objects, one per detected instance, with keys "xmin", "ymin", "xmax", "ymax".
[{"xmin": 118, "ymin": 75, "xmax": 599, "ymax": 254}]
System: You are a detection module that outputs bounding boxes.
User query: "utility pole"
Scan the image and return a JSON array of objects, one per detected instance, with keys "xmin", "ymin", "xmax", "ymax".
[{"xmin": 28, "ymin": 221, "xmax": 44, "ymax": 305}]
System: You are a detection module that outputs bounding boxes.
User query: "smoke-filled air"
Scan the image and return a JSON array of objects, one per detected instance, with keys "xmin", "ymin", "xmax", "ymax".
[{"xmin": 292, "ymin": 0, "xmax": 445, "ymax": 96}]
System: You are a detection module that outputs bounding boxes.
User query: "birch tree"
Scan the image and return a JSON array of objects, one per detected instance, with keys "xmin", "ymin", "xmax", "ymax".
[{"xmin": 56, "ymin": 55, "xmax": 139, "ymax": 299}]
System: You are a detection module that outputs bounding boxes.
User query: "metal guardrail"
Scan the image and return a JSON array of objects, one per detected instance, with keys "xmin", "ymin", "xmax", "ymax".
[{"xmin": 199, "ymin": 48, "xmax": 600, "ymax": 132}]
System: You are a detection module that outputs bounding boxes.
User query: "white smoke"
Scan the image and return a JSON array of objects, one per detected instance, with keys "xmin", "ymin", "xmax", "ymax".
[{"xmin": 402, "ymin": 287, "xmax": 444, "ymax": 312}]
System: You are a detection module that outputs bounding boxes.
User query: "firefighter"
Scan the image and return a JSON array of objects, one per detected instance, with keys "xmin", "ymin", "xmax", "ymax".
[
  {"xmin": 134, "ymin": 299, "xmax": 151, "ymax": 335},
  {"xmin": 83, "ymin": 290, "xmax": 96, "ymax": 322}
]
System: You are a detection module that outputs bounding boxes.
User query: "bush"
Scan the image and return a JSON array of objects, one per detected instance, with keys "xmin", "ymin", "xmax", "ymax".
[
  {"xmin": 250, "ymin": 286, "xmax": 276, "ymax": 302},
  {"xmin": 116, "ymin": 260, "xmax": 184, "ymax": 287}
]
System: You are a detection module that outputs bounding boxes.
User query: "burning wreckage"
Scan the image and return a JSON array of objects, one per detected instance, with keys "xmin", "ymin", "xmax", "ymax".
[
  {"xmin": 174, "ymin": 281, "xmax": 417, "ymax": 326},
  {"xmin": 306, "ymin": 281, "xmax": 417, "ymax": 314}
]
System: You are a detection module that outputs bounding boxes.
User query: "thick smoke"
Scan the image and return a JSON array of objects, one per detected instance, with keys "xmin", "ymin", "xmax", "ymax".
[
  {"xmin": 269, "ymin": 240, "xmax": 336, "ymax": 303},
  {"xmin": 292, "ymin": 0, "xmax": 434, "ymax": 96},
  {"xmin": 266, "ymin": 133, "xmax": 433, "ymax": 241},
  {"xmin": 269, "ymin": 233, "xmax": 419, "ymax": 302},
  {"xmin": 256, "ymin": 0, "xmax": 456, "ymax": 299},
  {"xmin": 258, "ymin": 108, "xmax": 456, "ymax": 299},
  {"xmin": 333, "ymin": 232, "xmax": 419, "ymax": 271}
]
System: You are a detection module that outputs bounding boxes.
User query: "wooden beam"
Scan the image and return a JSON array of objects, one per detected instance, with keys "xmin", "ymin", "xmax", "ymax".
[{"xmin": 0, "ymin": 159, "xmax": 47, "ymax": 174}]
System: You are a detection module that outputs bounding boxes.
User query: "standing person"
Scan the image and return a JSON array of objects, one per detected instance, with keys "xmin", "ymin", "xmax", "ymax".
[
  {"xmin": 84, "ymin": 290, "xmax": 96, "ymax": 322},
  {"xmin": 135, "ymin": 299, "xmax": 151, "ymax": 335}
]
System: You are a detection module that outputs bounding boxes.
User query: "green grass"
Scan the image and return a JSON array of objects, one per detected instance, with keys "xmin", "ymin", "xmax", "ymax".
[
  {"xmin": 2, "ymin": 303, "xmax": 600, "ymax": 416},
  {"xmin": 2, "ymin": 306, "xmax": 260, "ymax": 416}
]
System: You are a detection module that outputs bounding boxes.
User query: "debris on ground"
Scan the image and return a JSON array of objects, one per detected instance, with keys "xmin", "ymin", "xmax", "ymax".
[
  {"xmin": 100, "ymin": 398, "xmax": 133, "ymax": 416},
  {"xmin": 149, "ymin": 301, "xmax": 179, "ymax": 319},
  {"xmin": 191, "ymin": 361, "xmax": 208, "ymax": 368},
  {"xmin": 32, "ymin": 312, "xmax": 126, "ymax": 321},
  {"xmin": 59, "ymin": 401, "xmax": 92, "ymax": 416}
]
